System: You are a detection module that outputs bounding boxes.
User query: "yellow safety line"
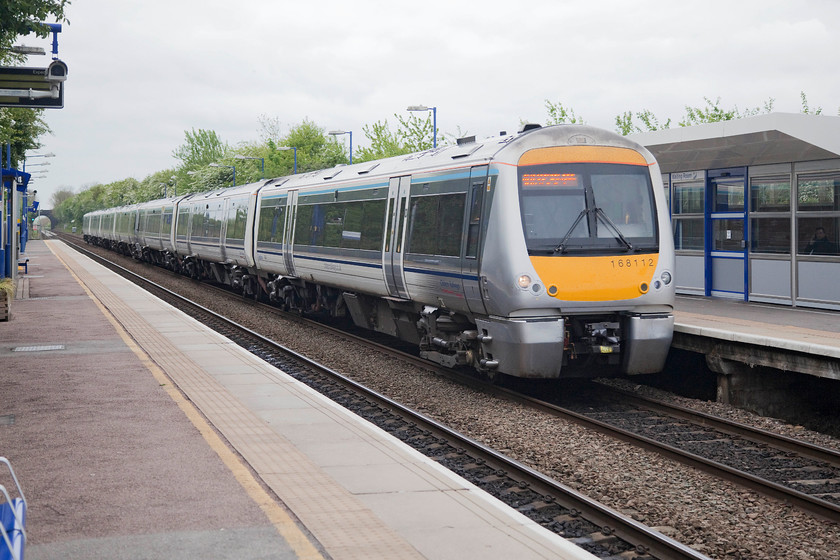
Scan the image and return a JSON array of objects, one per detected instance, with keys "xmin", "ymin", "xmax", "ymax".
[{"xmin": 47, "ymin": 241, "xmax": 325, "ymax": 560}]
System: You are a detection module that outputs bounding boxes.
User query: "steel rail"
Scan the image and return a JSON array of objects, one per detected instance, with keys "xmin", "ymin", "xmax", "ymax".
[
  {"xmin": 600, "ymin": 383, "xmax": 840, "ymax": 468},
  {"xmin": 488, "ymin": 384, "xmax": 840, "ymax": 524}
]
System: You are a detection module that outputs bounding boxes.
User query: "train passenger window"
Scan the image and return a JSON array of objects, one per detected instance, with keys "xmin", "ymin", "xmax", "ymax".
[
  {"xmin": 257, "ymin": 201, "xmax": 285, "ymax": 244},
  {"xmin": 359, "ymin": 199, "xmax": 386, "ymax": 250},
  {"xmin": 177, "ymin": 207, "xmax": 191, "ymax": 237},
  {"xmin": 406, "ymin": 193, "xmax": 466, "ymax": 257}
]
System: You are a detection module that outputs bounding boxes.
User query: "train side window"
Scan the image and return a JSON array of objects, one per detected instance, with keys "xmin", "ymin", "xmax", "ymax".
[
  {"xmin": 293, "ymin": 205, "xmax": 315, "ymax": 246},
  {"xmin": 258, "ymin": 200, "xmax": 285, "ymax": 244},
  {"xmin": 466, "ymin": 180, "xmax": 484, "ymax": 258},
  {"xmin": 407, "ymin": 193, "xmax": 466, "ymax": 257},
  {"xmin": 360, "ymin": 199, "xmax": 387, "ymax": 250}
]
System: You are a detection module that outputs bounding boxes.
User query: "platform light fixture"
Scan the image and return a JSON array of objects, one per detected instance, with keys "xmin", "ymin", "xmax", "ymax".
[
  {"xmin": 233, "ymin": 155, "xmax": 265, "ymax": 179},
  {"xmin": 278, "ymin": 147, "xmax": 298, "ymax": 174},
  {"xmin": 406, "ymin": 105, "xmax": 437, "ymax": 148},
  {"xmin": 328, "ymin": 130, "xmax": 353, "ymax": 164}
]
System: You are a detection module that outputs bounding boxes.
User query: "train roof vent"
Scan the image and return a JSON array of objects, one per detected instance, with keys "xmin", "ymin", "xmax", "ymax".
[
  {"xmin": 519, "ymin": 123, "xmax": 542, "ymax": 133},
  {"xmin": 451, "ymin": 143, "xmax": 483, "ymax": 159},
  {"xmin": 357, "ymin": 162, "xmax": 380, "ymax": 175},
  {"xmin": 322, "ymin": 168, "xmax": 343, "ymax": 180},
  {"xmin": 456, "ymin": 135, "xmax": 476, "ymax": 146}
]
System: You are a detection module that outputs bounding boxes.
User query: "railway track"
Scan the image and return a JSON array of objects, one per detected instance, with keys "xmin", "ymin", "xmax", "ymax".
[{"xmin": 60, "ymin": 235, "xmax": 710, "ymax": 560}]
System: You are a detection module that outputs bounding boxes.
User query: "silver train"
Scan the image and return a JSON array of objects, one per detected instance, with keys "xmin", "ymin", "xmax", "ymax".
[{"xmin": 84, "ymin": 124, "xmax": 675, "ymax": 380}]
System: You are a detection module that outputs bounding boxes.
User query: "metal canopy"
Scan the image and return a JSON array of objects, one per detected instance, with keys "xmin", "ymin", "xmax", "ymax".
[{"xmin": 632, "ymin": 112, "xmax": 840, "ymax": 173}]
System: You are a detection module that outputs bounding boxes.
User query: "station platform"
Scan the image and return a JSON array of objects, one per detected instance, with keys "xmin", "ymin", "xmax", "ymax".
[
  {"xmin": 1, "ymin": 239, "xmax": 593, "ymax": 559},
  {"xmin": 674, "ymin": 295, "xmax": 840, "ymax": 360}
]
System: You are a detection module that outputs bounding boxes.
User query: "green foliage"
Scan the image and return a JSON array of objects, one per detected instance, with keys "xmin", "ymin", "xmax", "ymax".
[
  {"xmin": 678, "ymin": 96, "xmax": 774, "ymax": 127},
  {"xmin": 0, "ymin": 0, "xmax": 70, "ymax": 64},
  {"xmin": 0, "ymin": 107, "xmax": 51, "ymax": 167},
  {"xmin": 544, "ymin": 100, "xmax": 584, "ymax": 125},
  {"xmin": 283, "ymin": 118, "xmax": 345, "ymax": 171},
  {"xmin": 615, "ymin": 110, "xmax": 672, "ymax": 135},
  {"xmin": 355, "ymin": 113, "xmax": 438, "ymax": 163},
  {"xmin": 49, "ymin": 187, "xmax": 73, "ymax": 208},
  {"xmin": 800, "ymin": 91, "xmax": 822, "ymax": 115}
]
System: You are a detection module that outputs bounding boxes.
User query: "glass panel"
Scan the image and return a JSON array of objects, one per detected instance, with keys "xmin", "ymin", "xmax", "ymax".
[
  {"xmin": 713, "ymin": 219, "xmax": 744, "ymax": 251},
  {"xmin": 673, "ymin": 217, "xmax": 704, "ymax": 250},
  {"xmin": 359, "ymin": 199, "xmax": 386, "ymax": 250},
  {"xmin": 673, "ymin": 181, "xmax": 704, "ymax": 214},
  {"xmin": 257, "ymin": 200, "xmax": 285, "ymax": 243},
  {"xmin": 518, "ymin": 162, "xmax": 657, "ymax": 253},
  {"xmin": 797, "ymin": 217, "xmax": 840, "ymax": 255},
  {"xmin": 591, "ymin": 172, "xmax": 655, "ymax": 238},
  {"xmin": 713, "ymin": 181, "xmax": 744, "ymax": 212},
  {"xmin": 798, "ymin": 177, "xmax": 840, "ymax": 211},
  {"xmin": 750, "ymin": 179, "xmax": 790, "ymax": 213},
  {"xmin": 750, "ymin": 217, "xmax": 790, "ymax": 254}
]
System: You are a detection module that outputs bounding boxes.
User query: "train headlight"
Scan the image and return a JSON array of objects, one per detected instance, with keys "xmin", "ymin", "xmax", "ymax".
[
  {"xmin": 661, "ymin": 271, "xmax": 672, "ymax": 285},
  {"xmin": 517, "ymin": 274, "xmax": 532, "ymax": 289}
]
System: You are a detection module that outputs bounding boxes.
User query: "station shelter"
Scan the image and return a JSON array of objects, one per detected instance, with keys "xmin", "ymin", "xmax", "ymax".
[{"xmin": 633, "ymin": 112, "xmax": 840, "ymax": 310}]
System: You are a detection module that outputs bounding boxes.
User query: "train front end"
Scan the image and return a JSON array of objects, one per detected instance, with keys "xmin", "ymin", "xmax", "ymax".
[{"xmin": 478, "ymin": 126, "xmax": 675, "ymax": 378}]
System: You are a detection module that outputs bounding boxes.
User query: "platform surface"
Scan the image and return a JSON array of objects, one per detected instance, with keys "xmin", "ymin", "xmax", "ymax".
[
  {"xmin": 674, "ymin": 294, "xmax": 840, "ymax": 358},
  {"xmin": 1, "ymin": 240, "xmax": 594, "ymax": 560}
]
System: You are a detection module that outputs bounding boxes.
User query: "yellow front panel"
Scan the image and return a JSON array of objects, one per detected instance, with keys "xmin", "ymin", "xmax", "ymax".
[
  {"xmin": 531, "ymin": 255, "xmax": 659, "ymax": 301},
  {"xmin": 519, "ymin": 146, "xmax": 650, "ymax": 167}
]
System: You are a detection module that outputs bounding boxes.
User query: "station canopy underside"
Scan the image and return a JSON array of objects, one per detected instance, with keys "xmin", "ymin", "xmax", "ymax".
[{"xmin": 634, "ymin": 112, "xmax": 840, "ymax": 173}]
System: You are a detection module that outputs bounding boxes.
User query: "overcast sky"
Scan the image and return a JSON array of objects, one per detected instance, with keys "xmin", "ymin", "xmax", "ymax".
[{"xmin": 16, "ymin": 0, "xmax": 840, "ymax": 208}]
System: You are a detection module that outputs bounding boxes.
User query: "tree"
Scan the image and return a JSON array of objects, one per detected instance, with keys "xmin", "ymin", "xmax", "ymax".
[
  {"xmin": 544, "ymin": 100, "xmax": 584, "ymax": 125},
  {"xmin": 678, "ymin": 96, "xmax": 774, "ymax": 127},
  {"xmin": 0, "ymin": 0, "xmax": 70, "ymax": 64},
  {"xmin": 355, "ymin": 113, "xmax": 438, "ymax": 163},
  {"xmin": 282, "ymin": 118, "xmax": 345, "ymax": 172},
  {"xmin": 799, "ymin": 91, "xmax": 822, "ymax": 115},
  {"xmin": 49, "ymin": 187, "xmax": 73, "ymax": 208},
  {"xmin": 0, "ymin": 107, "xmax": 51, "ymax": 168},
  {"xmin": 615, "ymin": 110, "xmax": 672, "ymax": 135}
]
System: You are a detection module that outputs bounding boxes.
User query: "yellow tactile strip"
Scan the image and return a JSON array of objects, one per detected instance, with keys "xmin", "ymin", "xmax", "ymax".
[{"xmin": 48, "ymin": 241, "xmax": 425, "ymax": 560}]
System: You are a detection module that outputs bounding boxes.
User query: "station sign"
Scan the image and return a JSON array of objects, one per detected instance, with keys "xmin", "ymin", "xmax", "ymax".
[{"xmin": 0, "ymin": 61, "xmax": 67, "ymax": 109}]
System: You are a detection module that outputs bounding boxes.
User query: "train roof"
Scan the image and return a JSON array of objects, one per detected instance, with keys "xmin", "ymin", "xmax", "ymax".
[{"xmin": 84, "ymin": 124, "xmax": 655, "ymax": 218}]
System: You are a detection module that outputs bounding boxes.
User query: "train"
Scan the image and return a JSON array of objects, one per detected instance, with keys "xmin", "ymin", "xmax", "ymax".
[{"xmin": 83, "ymin": 123, "xmax": 675, "ymax": 380}]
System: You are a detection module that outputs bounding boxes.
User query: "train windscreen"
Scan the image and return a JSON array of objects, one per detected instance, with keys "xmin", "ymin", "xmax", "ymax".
[{"xmin": 519, "ymin": 162, "xmax": 657, "ymax": 254}]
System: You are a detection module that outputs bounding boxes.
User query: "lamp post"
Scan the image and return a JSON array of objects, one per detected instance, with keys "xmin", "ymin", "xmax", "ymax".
[
  {"xmin": 208, "ymin": 163, "xmax": 236, "ymax": 187},
  {"xmin": 278, "ymin": 147, "xmax": 297, "ymax": 174},
  {"xmin": 170, "ymin": 175, "xmax": 177, "ymax": 196},
  {"xmin": 233, "ymin": 155, "xmax": 265, "ymax": 180},
  {"xmin": 406, "ymin": 105, "xmax": 437, "ymax": 148},
  {"xmin": 22, "ymin": 152, "xmax": 55, "ymax": 172},
  {"xmin": 328, "ymin": 130, "xmax": 353, "ymax": 164}
]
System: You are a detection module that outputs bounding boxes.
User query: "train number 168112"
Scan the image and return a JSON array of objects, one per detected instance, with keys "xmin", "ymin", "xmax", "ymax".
[{"xmin": 610, "ymin": 257, "xmax": 655, "ymax": 269}]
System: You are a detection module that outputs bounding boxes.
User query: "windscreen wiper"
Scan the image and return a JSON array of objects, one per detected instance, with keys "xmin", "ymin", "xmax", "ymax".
[
  {"xmin": 594, "ymin": 207, "xmax": 634, "ymax": 251},
  {"xmin": 554, "ymin": 208, "xmax": 590, "ymax": 253}
]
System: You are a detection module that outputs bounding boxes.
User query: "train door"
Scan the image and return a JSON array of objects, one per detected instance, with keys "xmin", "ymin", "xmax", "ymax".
[
  {"xmin": 282, "ymin": 190, "xmax": 298, "ymax": 277},
  {"xmin": 706, "ymin": 168, "xmax": 748, "ymax": 299},
  {"xmin": 462, "ymin": 165, "xmax": 488, "ymax": 314},
  {"xmin": 383, "ymin": 176, "xmax": 410, "ymax": 299}
]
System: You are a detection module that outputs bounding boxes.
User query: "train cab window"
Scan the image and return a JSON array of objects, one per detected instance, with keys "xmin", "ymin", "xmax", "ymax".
[{"xmin": 518, "ymin": 163, "xmax": 657, "ymax": 254}]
